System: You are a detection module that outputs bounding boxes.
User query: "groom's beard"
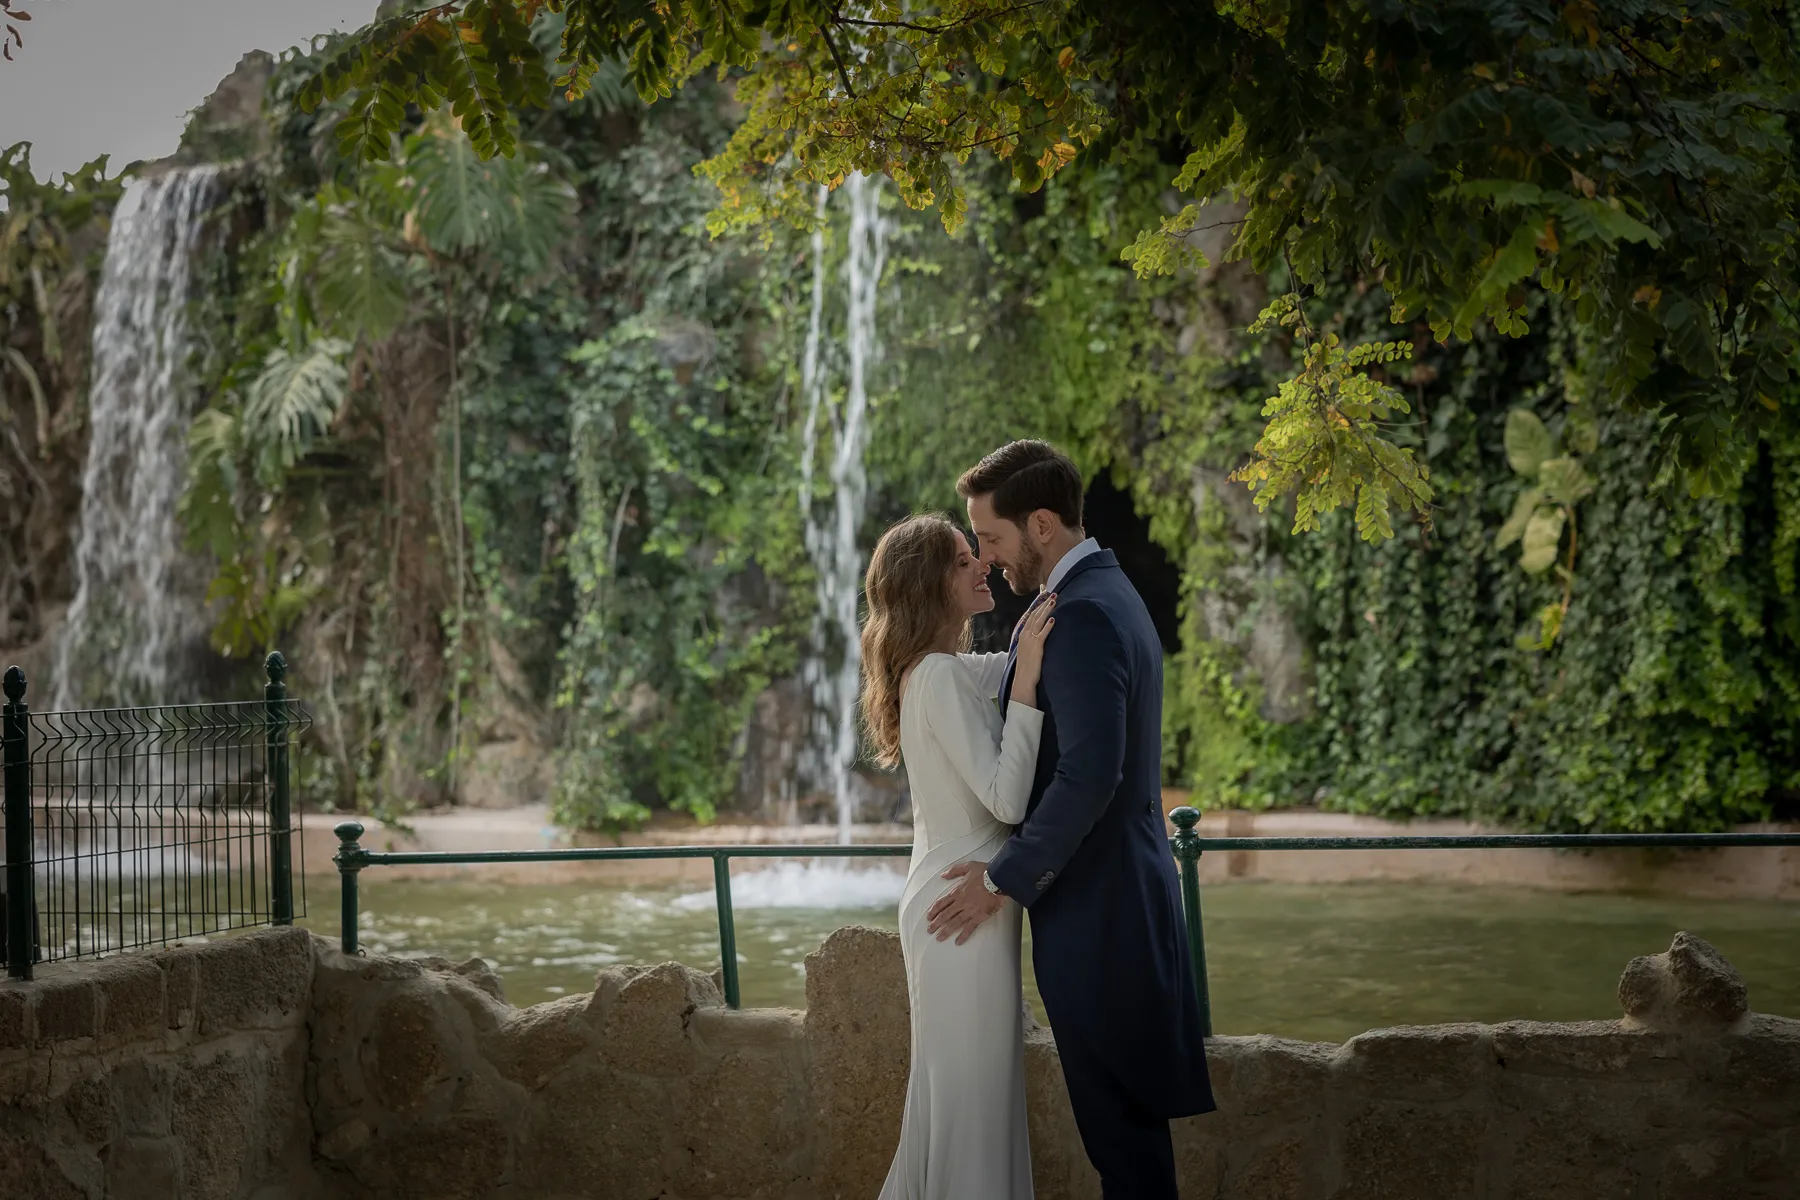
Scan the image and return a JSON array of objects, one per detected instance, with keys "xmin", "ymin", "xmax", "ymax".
[{"xmin": 1005, "ymin": 540, "xmax": 1044, "ymax": 596}]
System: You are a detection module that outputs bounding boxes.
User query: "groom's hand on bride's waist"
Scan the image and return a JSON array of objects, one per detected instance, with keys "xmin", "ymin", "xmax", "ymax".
[{"xmin": 926, "ymin": 861, "xmax": 1006, "ymax": 944}]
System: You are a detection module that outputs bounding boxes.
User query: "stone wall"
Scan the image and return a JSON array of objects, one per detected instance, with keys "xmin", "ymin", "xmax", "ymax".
[
  {"xmin": 4, "ymin": 925, "xmax": 1797, "ymax": 1198},
  {"xmin": 316, "ymin": 926, "xmax": 1798, "ymax": 1200},
  {"xmin": 0, "ymin": 928, "xmax": 321, "ymax": 1199}
]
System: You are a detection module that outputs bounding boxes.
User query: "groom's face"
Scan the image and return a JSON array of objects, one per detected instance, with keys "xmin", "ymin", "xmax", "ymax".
[{"xmin": 967, "ymin": 494, "xmax": 1045, "ymax": 596}]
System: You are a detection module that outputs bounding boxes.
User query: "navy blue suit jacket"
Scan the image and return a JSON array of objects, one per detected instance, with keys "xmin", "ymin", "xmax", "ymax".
[{"xmin": 987, "ymin": 549, "xmax": 1214, "ymax": 1118}]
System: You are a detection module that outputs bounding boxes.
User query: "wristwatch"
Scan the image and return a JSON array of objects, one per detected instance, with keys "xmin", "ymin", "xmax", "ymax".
[{"xmin": 981, "ymin": 870, "xmax": 1001, "ymax": 896}]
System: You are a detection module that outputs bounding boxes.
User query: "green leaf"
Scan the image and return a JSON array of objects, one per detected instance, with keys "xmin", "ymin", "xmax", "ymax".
[
  {"xmin": 313, "ymin": 208, "xmax": 410, "ymax": 342},
  {"xmin": 1495, "ymin": 486, "xmax": 1543, "ymax": 549},
  {"xmin": 1565, "ymin": 411, "xmax": 1599, "ymax": 455},
  {"xmin": 1454, "ymin": 179, "xmax": 1546, "ymax": 207},
  {"xmin": 1504, "ymin": 409, "xmax": 1555, "ymax": 477},
  {"xmin": 1519, "ymin": 506, "xmax": 1567, "ymax": 574},
  {"xmin": 243, "ymin": 338, "xmax": 352, "ymax": 483},
  {"xmin": 1538, "ymin": 457, "xmax": 1594, "ymax": 506},
  {"xmin": 1552, "ymin": 197, "xmax": 1663, "ymax": 248}
]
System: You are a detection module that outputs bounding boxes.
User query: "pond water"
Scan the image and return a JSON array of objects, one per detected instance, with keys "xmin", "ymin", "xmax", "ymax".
[{"xmin": 296, "ymin": 865, "xmax": 1800, "ymax": 1044}]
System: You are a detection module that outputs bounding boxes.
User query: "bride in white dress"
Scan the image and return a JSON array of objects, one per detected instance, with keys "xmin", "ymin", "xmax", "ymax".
[{"xmin": 859, "ymin": 514, "xmax": 1056, "ymax": 1200}]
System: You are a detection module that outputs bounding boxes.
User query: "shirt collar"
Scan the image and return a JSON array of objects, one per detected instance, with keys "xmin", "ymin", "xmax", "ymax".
[{"xmin": 1043, "ymin": 537, "xmax": 1101, "ymax": 595}]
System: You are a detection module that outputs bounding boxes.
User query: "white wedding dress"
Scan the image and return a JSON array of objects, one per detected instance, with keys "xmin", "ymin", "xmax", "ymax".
[{"xmin": 878, "ymin": 651, "xmax": 1043, "ymax": 1200}]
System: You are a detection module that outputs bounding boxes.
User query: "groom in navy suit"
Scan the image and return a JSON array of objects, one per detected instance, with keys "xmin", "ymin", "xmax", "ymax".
[{"xmin": 927, "ymin": 439, "xmax": 1214, "ymax": 1198}]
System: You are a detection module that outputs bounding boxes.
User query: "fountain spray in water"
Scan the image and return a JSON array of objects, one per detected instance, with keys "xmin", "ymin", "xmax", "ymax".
[
  {"xmin": 54, "ymin": 168, "xmax": 221, "ymax": 709},
  {"xmin": 798, "ymin": 174, "xmax": 889, "ymax": 844}
]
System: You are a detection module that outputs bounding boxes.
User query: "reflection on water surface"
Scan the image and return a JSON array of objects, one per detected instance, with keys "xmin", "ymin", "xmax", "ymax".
[{"xmin": 298, "ymin": 866, "xmax": 1800, "ymax": 1043}]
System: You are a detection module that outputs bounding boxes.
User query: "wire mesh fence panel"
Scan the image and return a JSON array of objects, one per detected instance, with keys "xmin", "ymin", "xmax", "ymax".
[{"xmin": 14, "ymin": 698, "xmax": 311, "ymax": 963}]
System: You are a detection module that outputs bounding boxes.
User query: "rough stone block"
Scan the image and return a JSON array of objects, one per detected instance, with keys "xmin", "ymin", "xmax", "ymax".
[
  {"xmin": 686, "ymin": 1004, "xmax": 804, "ymax": 1055},
  {"xmin": 1657, "ymin": 1138, "xmax": 1744, "ymax": 1200},
  {"xmin": 1495, "ymin": 1064, "xmax": 1689, "ymax": 1146},
  {"xmin": 158, "ymin": 946, "xmax": 197, "ymax": 1031},
  {"xmin": 1714, "ymin": 1014, "xmax": 1800, "ymax": 1104},
  {"xmin": 364, "ymin": 988, "xmax": 454, "ymax": 1113},
  {"xmin": 193, "ymin": 928, "xmax": 313, "ymax": 1035},
  {"xmin": 1206, "ymin": 1035, "xmax": 1335, "ymax": 1117},
  {"xmin": 1225, "ymin": 1133, "xmax": 1309, "ymax": 1200},
  {"xmin": 32, "ymin": 971, "xmax": 98, "ymax": 1043},
  {"xmin": 453, "ymin": 958, "xmax": 507, "ymax": 1005},
  {"xmin": 102, "ymin": 1135, "xmax": 181, "ymax": 1200},
  {"xmin": 412, "ymin": 953, "xmax": 511, "ymax": 1008},
  {"xmin": 1336, "ymin": 1103, "xmax": 1486, "ymax": 1200},
  {"xmin": 344, "ymin": 1113, "xmax": 509, "ymax": 1200},
  {"xmin": 62, "ymin": 1073, "xmax": 117, "ymax": 1144},
  {"xmin": 486, "ymin": 992, "xmax": 597, "ymax": 1091},
  {"xmin": 1170, "ymin": 1114, "xmax": 1227, "ymax": 1200},
  {"xmin": 1490, "ymin": 1019, "xmax": 1687, "ymax": 1079},
  {"xmin": 170, "ymin": 1048, "xmax": 256, "ymax": 1200},
  {"xmin": 112, "ymin": 1060, "xmax": 173, "ymax": 1137},
  {"xmin": 308, "ymin": 953, "xmax": 381, "ymax": 1123},
  {"xmin": 1333, "ymin": 1023, "xmax": 1492, "ymax": 1101},
  {"xmin": 98, "ymin": 957, "xmax": 165, "ymax": 1040},
  {"xmin": 0, "ymin": 983, "xmax": 29, "ymax": 1052},
  {"xmin": 1619, "ymin": 931, "xmax": 1749, "ymax": 1030},
  {"xmin": 671, "ymin": 1048, "xmax": 808, "ymax": 1197},
  {"xmin": 258, "ymin": 1030, "xmax": 313, "ymax": 1175},
  {"xmin": 597, "ymin": 961, "xmax": 721, "ymax": 1078},
  {"xmin": 1025, "ymin": 1028, "xmax": 1100, "ymax": 1200},
  {"xmin": 1500, "ymin": 1103, "xmax": 1643, "ymax": 1199},
  {"xmin": 1742, "ymin": 1128, "xmax": 1800, "ymax": 1199},
  {"xmin": 316, "ymin": 1117, "xmax": 371, "ymax": 1161},
  {"xmin": 102, "ymin": 1137, "xmax": 182, "ymax": 1200},
  {"xmin": 518, "ymin": 1070, "xmax": 671, "ymax": 1198},
  {"xmin": 0, "ymin": 1127, "xmax": 87, "ymax": 1199},
  {"xmin": 804, "ymin": 927, "xmax": 910, "ymax": 1199}
]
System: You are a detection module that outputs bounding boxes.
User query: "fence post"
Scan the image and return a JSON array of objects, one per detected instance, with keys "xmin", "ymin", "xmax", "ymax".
[
  {"xmin": 713, "ymin": 852, "xmax": 741, "ymax": 1009},
  {"xmin": 265, "ymin": 651, "xmax": 293, "ymax": 926},
  {"xmin": 3, "ymin": 666, "xmax": 34, "ymax": 980},
  {"xmin": 1169, "ymin": 806, "xmax": 1212, "ymax": 1037},
  {"xmin": 334, "ymin": 821, "xmax": 365, "ymax": 955}
]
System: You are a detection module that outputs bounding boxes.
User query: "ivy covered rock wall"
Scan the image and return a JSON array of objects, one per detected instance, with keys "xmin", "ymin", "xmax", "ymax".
[{"xmin": 7, "ymin": 29, "xmax": 1795, "ymax": 834}]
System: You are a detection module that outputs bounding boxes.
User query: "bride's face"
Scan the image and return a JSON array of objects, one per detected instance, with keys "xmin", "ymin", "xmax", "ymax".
[{"xmin": 948, "ymin": 534, "xmax": 996, "ymax": 617}]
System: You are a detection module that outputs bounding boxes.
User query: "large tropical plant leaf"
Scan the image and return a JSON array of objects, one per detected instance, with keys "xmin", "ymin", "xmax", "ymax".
[
  {"xmin": 1495, "ymin": 486, "xmax": 1542, "ymax": 551},
  {"xmin": 1518, "ymin": 506, "xmax": 1568, "ymax": 574},
  {"xmin": 314, "ymin": 208, "xmax": 410, "ymax": 342},
  {"xmin": 407, "ymin": 129, "xmax": 503, "ymax": 256},
  {"xmin": 406, "ymin": 127, "xmax": 575, "ymax": 271},
  {"xmin": 1504, "ymin": 409, "xmax": 1555, "ymax": 477},
  {"xmin": 243, "ymin": 338, "xmax": 352, "ymax": 483},
  {"xmin": 1538, "ymin": 457, "xmax": 1595, "ymax": 507}
]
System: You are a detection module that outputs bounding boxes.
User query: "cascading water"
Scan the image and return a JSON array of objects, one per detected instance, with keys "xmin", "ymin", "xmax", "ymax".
[
  {"xmin": 798, "ymin": 174, "xmax": 889, "ymax": 846},
  {"xmin": 53, "ymin": 167, "xmax": 221, "ymax": 710}
]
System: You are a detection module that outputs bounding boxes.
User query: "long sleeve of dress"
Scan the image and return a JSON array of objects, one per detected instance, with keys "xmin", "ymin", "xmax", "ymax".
[
  {"xmin": 957, "ymin": 651, "xmax": 1009, "ymax": 700},
  {"xmin": 921, "ymin": 656, "xmax": 1043, "ymax": 824}
]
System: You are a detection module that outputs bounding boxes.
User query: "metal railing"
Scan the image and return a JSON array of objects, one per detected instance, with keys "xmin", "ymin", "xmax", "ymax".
[
  {"xmin": 330, "ymin": 808, "xmax": 1800, "ymax": 1029},
  {"xmin": 1, "ymin": 652, "xmax": 310, "ymax": 980}
]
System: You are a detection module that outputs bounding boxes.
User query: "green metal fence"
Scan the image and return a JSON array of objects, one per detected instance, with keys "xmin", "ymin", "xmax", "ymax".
[
  {"xmin": 2, "ymin": 653, "xmax": 309, "ymax": 980},
  {"xmin": 331, "ymin": 810, "xmax": 1800, "ymax": 1031}
]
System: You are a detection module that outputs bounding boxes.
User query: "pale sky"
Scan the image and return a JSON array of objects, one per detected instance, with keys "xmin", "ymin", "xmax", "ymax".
[{"xmin": 0, "ymin": 0, "xmax": 377, "ymax": 180}]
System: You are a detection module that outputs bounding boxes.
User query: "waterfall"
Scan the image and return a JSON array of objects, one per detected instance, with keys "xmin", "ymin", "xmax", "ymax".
[
  {"xmin": 798, "ymin": 174, "xmax": 889, "ymax": 843},
  {"xmin": 53, "ymin": 167, "xmax": 221, "ymax": 710}
]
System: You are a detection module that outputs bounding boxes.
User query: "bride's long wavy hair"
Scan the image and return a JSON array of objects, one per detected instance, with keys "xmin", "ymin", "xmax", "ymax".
[{"xmin": 860, "ymin": 514, "xmax": 972, "ymax": 768}]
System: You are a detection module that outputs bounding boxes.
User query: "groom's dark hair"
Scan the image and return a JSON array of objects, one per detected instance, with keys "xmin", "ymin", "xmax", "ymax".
[{"xmin": 956, "ymin": 440, "xmax": 1084, "ymax": 529}]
